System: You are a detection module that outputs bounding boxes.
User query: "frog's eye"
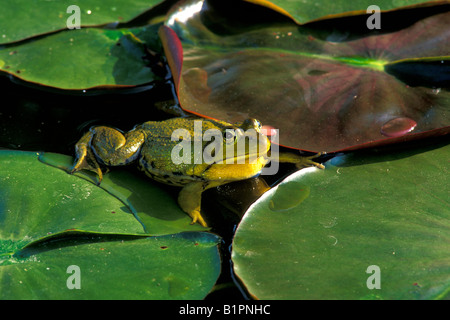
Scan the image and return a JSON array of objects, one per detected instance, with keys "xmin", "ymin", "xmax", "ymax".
[
  {"xmin": 253, "ymin": 119, "xmax": 262, "ymax": 130},
  {"xmin": 241, "ymin": 118, "xmax": 262, "ymax": 131},
  {"xmin": 223, "ymin": 129, "xmax": 237, "ymax": 144}
]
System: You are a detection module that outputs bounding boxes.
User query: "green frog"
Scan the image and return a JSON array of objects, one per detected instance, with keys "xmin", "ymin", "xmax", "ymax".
[{"xmin": 70, "ymin": 117, "xmax": 324, "ymax": 227}]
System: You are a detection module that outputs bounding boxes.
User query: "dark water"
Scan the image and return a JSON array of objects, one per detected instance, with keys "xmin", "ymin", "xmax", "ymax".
[{"xmin": 0, "ymin": 77, "xmax": 177, "ymax": 154}]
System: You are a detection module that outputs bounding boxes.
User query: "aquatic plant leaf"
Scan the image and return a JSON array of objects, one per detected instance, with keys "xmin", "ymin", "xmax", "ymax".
[
  {"xmin": 0, "ymin": 0, "xmax": 166, "ymax": 44},
  {"xmin": 39, "ymin": 152, "xmax": 208, "ymax": 235},
  {"xmin": 0, "ymin": 149, "xmax": 145, "ymax": 251},
  {"xmin": 0, "ymin": 25, "xmax": 163, "ymax": 90},
  {"xmin": 1, "ymin": 232, "xmax": 220, "ymax": 299},
  {"xmin": 161, "ymin": 1, "xmax": 450, "ymax": 152},
  {"xmin": 0, "ymin": 150, "xmax": 206, "ymax": 250},
  {"xmin": 0, "ymin": 150, "xmax": 218, "ymax": 299},
  {"xmin": 242, "ymin": 0, "xmax": 445, "ymax": 23},
  {"xmin": 232, "ymin": 141, "xmax": 450, "ymax": 299}
]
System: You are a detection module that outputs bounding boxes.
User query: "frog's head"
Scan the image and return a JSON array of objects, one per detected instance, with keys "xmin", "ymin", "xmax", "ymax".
[{"xmin": 213, "ymin": 118, "xmax": 271, "ymax": 165}]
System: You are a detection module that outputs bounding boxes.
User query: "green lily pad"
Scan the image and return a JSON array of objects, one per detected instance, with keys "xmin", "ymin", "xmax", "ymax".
[
  {"xmin": 1, "ymin": 150, "xmax": 220, "ymax": 299},
  {"xmin": 0, "ymin": 25, "xmax": 163, "ymax": 89},
  {"xmin": 1, "ymin": 232, "xmax": 221, "ymax": 299},
  {"xmin": 0, "ymin": 150, "xmax": 206, "ymax": 249},
  {"xmin": 162, "ymin": 1, "xmax": 450, "ymax": 152},
  {"xmin": 232, "ymin": 141, "xmax": 450, "ymax": 299},
  {"xmin": 0, "ymin": 150, "xmax": 145, "ymax": 247},
  {"xmin": 0, "ymin": 0, "xmax": 166, "ymax": 44},
  {"xmin": 39, "ymin": 152, "xmax": 208, "ymax": 235}
]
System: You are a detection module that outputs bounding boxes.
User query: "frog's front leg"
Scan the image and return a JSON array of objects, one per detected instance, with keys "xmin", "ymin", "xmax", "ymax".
[
  {"xmin": 70, "ymin": 126, "xmax": 145, "ymax": 183},
  {"xmin": 277, "ymin": 152, "xmax": 326, "ymax": 169},
  {"xmin": 178, "ymin": 180, "xmax": 225, "ymax": 227}
]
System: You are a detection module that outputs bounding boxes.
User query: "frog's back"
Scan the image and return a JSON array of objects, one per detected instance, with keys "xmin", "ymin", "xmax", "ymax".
[{"xmin": 137, "ymin": 119, "xmax": 209, "ymax": 186}]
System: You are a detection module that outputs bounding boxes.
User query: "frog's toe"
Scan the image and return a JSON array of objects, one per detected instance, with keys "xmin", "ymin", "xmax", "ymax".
[
  {"xmin": 296, "ymin": 152, "xmax": 326, "ymax": 169},
  {"xmin": 70, "ymin": 150, "xmax": 104, "ymax": 184},
  {"xmin": 71, "ymin": 162, "xmax": 104, "ymax": 185},
  {"xmin": 189, "ymin": 210, "xmax": 208, "ymax": 227}
]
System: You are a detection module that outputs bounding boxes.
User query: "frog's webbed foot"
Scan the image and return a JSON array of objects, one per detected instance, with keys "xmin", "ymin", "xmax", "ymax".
[
  {"xmin": 70, "ymin": 131, "xmax": 104, "ymax": 184},
  {"xmin": 178, "ymin": 182, "xmax": 209, "ymax": 227},
  {"xmin": 188, "ymin": 209, "xmax": 208, "ymax": 228},
  {"xmin": 277, "ymin": 151, "xmax": 326, "ymax": 170},
  {"xmin": 295, "ymin": 152, "xmax": 326, "ymax": 170}
]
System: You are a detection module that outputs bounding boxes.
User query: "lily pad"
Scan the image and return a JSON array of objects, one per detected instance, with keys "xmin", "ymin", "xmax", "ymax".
[
  {"xmin": 232, "ymin": 141, "xmax": 450, "ymax": 299},
  {"xmin": 242, "ymin": 0, "xmax": 444, "ymax": 24},
  {"xmin": 39, "ymin": 152, "xmax": 208, "ymax": 235},
  {"xmin": 1, "ymin": 232, "xmax": 221, "ymax": 299},
  {"xmin": 0, "ymin": 150, "xmax": 145, "ymax": 247},
  {"xmin": 0, "ymin": 150, "xmax": 206, "ymax": 250},
  {"xmin": 0, "ymin": 25, "xmax": 163, "ymax": 90},
  {"xmin": 1, "ymin": 150, "xmax": 220, "ymax": 299},
  {"xmin": 0, "ymin": 0, "xmax": 166, "ymax": 44},
  {"xmin": 162, "ymin": 0, "xmax": 450, "ymax": 152}
]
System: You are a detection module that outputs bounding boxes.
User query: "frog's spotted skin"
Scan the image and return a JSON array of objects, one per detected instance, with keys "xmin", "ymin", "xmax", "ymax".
[
  {"xmin": 70, "ymin": 117, "xmax": 324, "ymax": 227},
  {"xmin": 138, "ymin": 157, "xmax": 204, "ymax": 187}
]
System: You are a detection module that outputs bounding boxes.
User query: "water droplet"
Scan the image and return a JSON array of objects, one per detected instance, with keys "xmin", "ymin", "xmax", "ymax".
[
  {"xmin": 319, "ymin": 216, "xmax": 337, "ymax": 229},
  {"xmin": 380, "ymin": 117, "xmax": 417, "ymax": 138},
  {"xmin": 327, "ymin": 235, "xmax": 338, "ymax": 246},
  {"xmin": 269, "ymin": 182, "xmax": 310, "ymax": 212}
]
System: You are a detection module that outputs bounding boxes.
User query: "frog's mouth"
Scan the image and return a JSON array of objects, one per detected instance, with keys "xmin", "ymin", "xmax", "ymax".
[
  {"xmin": 219, "ymin": 136, "xmax": 271, "ymax": 165},
  {"xmin": 221, "ymin": 152, "xmax": 267, "ymax": 164}
]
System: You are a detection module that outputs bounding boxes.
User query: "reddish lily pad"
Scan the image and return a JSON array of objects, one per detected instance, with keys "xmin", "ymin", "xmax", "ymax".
[{"xmin": 161, "ymin": 1, "xmax": 450, "ymax": 152}]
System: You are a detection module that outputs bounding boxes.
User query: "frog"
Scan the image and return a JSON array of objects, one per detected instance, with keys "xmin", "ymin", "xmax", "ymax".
[{"xmin": 70, "ymin": 117, "xmax": 324, "ymax": 227}]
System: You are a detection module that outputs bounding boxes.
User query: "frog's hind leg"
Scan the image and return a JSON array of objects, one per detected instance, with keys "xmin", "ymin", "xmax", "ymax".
[
  {"xmin": 70, "ymin": 126, "xmax": 145, "ymax": 183},
  {"xmin": 178, "ymin": 180, "xmax": 227, "ymax": 227}
]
